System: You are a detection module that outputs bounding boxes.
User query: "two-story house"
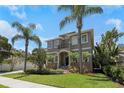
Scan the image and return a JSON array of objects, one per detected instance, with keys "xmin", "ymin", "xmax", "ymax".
[{"xmin": 46, "ymin": 29, "xmax": 94, "ymax": 72}]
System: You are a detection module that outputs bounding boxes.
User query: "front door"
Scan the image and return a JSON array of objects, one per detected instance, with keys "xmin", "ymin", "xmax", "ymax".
[
  {"xmin": 59, "ymin": 51, "xmax": 69, "ymax": 68},
  {"xmin": 65, "ymin": 56, "xmax": 69, "ymax": 66}
]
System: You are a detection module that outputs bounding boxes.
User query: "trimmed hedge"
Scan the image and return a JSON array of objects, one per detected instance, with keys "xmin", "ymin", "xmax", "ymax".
[
  {"xmin": 103, "ymin": 66, "xmax": 124, "ymax": 85},
  {"xmin": 25, "ymin": 69, "xmax": 64, "ymax": 75}
]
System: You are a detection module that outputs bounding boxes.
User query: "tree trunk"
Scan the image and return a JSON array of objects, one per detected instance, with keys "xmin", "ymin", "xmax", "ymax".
[
  {"xmin": 24, "ymin": 40, "xmax": 28, "ymax": 72},
  {"xmin": 77, "ymin": 17, "xmax": 84, "ymax": 74}
]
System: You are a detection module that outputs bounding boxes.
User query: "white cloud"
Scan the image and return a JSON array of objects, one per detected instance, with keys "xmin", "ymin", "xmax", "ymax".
[
  {"xmin": 6, "ymin": 6, "xmax": 27, "ymax": 20},
  {"xmin": 106, "ymin": 18, "xmax": 122, "ymax": 30},
  {"xmin": 0, "ymin": 20, "xmax": 18, "ymax": 39},
  {"xmin": 39, "ymin": 36, "xmax": 55, "ymax": 48},
  {"xmin": 36, "ymin": 23, "xmax": 44, "ymax": 31}
]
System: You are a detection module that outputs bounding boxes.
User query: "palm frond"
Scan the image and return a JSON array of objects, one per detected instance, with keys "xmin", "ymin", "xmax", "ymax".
[
  {"xmin": 58, "ymin": 5, "xmax": 73, "ymax": 12},
  {"xmin": 29, "ymin": 35, "xmax": 42, "ymax": 48},
  {"xmin": 84, "ymin": 6, "xmax": 103, "ymax": 16},
  {"xmin": 11, "ymin": 34, "xmax": 24, "ymax": 45},
  {"xmin": 117, "ymin": 32, "xmax": 124, "ymax": 38},
  {"xmin": 60, "ymin": 16, "xmax": 75, "ymax": 30},
  {"xmin": 12, "ymin": 21, "xmax": 25, "ymax": 33},
  {"xmin": 28, "ymin": 23, "xmax": 36, "ymax": 30},
  {"xmin": 73, "ymin": 5, "xmax": 85, "ymax": 17}
]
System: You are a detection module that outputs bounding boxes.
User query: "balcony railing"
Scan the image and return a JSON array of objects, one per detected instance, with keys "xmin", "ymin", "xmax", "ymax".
[
  {"xmin": 58, "ymin": 43, "xmax": 69, "ymax": 49},
  {"xmin": 47, "ymin": 41, "xmax": 70, "ymax": 50}
]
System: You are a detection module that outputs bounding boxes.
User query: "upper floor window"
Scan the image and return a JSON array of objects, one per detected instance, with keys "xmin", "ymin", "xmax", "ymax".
[
  {"xmin": 54, "ymin": 40, "xmax": 59, "ymax": 48},
  {"xmin": 81, "ymin": 34, "xmax": 88, "ymax": 43},
  {"xmin": 71, "ymin": 36, "xmax": 78, "ymax": 45},
  {"xmin": 48, "ymin": 41, "xmax": 53, "ymax": 49}
]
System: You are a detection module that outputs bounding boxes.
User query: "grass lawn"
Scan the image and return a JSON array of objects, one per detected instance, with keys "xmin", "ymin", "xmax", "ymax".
[
  {"xmin": 3, "ymin": 73, "xmax": 120, "ymax": 88},
  {"xmin": 0, "ymin": 84, "xmax": 8, "ymax": 88}
]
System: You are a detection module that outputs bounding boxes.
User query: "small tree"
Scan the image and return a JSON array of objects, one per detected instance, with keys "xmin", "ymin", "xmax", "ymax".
[
  {"xmin": 30, "ymin": 48, "xmax": 46, "ymax": 71},
  {"xmin": 46, "ymin": 54, "xmax": 54, "ymax": 63},
  {"xmin": 10, "ymin": 49, "xmax": 23, "ymax": 71},
  {"xmin": 69, "ymin": 51, "xmax": 91, "ymax": 63},
  {"xmin": 0, "ymin": 35, "xmax": 12, "ymax": 71},
  {"xmin": 69, "ymin": 51, "xmax": 91, "ymax": 73},
  {"xmin": 83, "ymin": 52, "xmax": 91, "ymax": 63},
  {"xmin": 69, "ymin": 52, "xmax": 79, "ymax": 63}
]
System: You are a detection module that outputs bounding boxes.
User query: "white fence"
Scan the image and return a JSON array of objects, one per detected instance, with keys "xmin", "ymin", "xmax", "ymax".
[{"xmin": 0, "ymin": 62, "xmax": 35, "ymax": 71}]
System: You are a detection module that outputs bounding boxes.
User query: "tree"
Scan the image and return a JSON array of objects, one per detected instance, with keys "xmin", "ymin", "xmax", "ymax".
[
  {"xmin": 69, "ymin": 52, "xmax": 79, "ymax": 63},
  {"xmin": 0, "ymin": 35, "xmax": 12, "ymax": 71},
  {"xmin": 93, "ymin": 28, "xmax": 124, "ymax": 68},
  {"xmin": 69, "ymin": 51, "xmax": 91, "ymax": 73},
  {"xmin": 11, "ymin": 22, "xmax": 41, "ymax": 72},
  {"xmin": 58, "ymin": 5, "xmax": 103, "ymax": 73},
  {"xmin": 70, "ymin": 51, "xmax": 91, "ymax": 63},
  {"xmin": 83, "ymin": 52, "xmax": 91, "ymax": 63},
  {"xmin": 0, "ymin": 35, "xmax": 11, "ymax": 52},
  {"xmin": 10, "ymin": 49, "xmax": 24, "ymax": 71},
  {"xmin": 30, "ymin": 48, "xmax": 46, "ymax": 70},
  {"xmin": 0, "ymin": 35, "xmax": 11, "ymax": 62},
  {"xmin": 46, "ymin": 54, "xmax": 54, "ymax": 63}
]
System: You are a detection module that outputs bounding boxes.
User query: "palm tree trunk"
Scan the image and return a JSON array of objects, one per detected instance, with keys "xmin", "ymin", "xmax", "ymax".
[
  {"xmin": 24, "ymin": 40, "xmax": 28, "ymax": 72},
  {"xmin": 77, "ymin": 17, "xmax": 83, "ymax": 74}
]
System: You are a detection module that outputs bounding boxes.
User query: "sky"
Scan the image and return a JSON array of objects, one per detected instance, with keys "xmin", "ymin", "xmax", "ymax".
[{"xmin": 0, "ymin": 5, "xmax": 124, "ymax": 52}]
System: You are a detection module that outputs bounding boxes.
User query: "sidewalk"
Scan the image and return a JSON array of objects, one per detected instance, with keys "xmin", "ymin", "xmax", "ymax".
[
  {"xmin": 0, "ymin": 70, "xmax": 23, "ymax": 75},
  {"xmin": 0, "ymin": 76, "xmax": 56, "ymax": 88},
  {"xmin": 0, "ymin": 71, "xmax": 56, "ymax": 88}
]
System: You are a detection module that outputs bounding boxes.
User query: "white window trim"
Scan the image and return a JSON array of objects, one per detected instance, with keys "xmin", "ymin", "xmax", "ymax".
[
  {"xmin": 54, "ymin": 40, "xmax": 59, "ymax": 48},
  {"xmin": 81, "ymin": 33, "xmax": 88, "ymax": 44},
  {"xmin": 71, "ymin": 36, "xmax": 78, "ymax": 45},
  {"xmin": 48, "ymin": 41, "xmax": 53, "ymax": 49}
]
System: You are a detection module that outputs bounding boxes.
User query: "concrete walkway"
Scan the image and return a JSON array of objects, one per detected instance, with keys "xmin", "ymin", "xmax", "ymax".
[
  {"xmin": 0, "ymin": 76, "xmax": 56, "ymax": 88},
  {"xmin": 0, "ymin": 71, "xmax": 56, "ymax": 88},
  {"xmin": 0, "ymin": 70, "xmax": 23, "ymax": 75}
]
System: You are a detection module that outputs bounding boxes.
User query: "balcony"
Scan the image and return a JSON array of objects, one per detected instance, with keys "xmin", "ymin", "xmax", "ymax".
[
  {"xmin": 47, "ymin": 40, "xmax": 70, "ymax": 51},
  {"xmin": 58, "ymin": 43, "xmax": 69, "ymax": 49}
]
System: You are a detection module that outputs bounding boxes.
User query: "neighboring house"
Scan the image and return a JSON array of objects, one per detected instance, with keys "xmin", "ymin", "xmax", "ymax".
[
  {"xmin": 119, "ymin": 51, "xmax": 124, "ymax": 66},
  {"xmin": 46, "ymin": 29, "xmax": 94, "ymax": 72}
]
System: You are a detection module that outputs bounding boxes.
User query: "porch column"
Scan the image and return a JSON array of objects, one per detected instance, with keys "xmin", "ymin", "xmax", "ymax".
[
  {"xmin": 68, "ymin": 52, "xmax": 71, "ymax": 66},
  {"xmin": 68, "ymin": 36, "xmax": 71, "ymax": 67},
  {"xmin": 57, "ymin": 53, "xmax": 59, "ymax": 69}
]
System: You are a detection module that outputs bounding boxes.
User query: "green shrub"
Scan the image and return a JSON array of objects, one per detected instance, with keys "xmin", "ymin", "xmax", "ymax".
[
  {"xmin": 111, "ymin": 66, "xmax": 119, "ymax": 81},
  {"xmin": 103, "ymin": 66, "xmax": 112, "ymax": 77},
  {"xmin": 117, "ymin": 69, "xmax": 124, "ymax": 84},
  {"xmin": 103, "ymin": 66, "xmax": 124, "ymax": 85},
  {"xmin": 26, "ymin": 69, "xmax": 64, "ymax": 75}
]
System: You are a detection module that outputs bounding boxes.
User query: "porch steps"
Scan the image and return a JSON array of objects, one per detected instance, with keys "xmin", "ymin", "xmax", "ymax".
[{"xmin": 63, "ymin": 70, "xmax": 70, "ymax": 74}]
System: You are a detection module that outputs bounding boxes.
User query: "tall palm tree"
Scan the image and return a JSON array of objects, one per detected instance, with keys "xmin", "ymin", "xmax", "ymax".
[
  {"xmin": 11, "ymin": 22, "xmax": 41, "ymax": 72},
  {"xmin": 58, "ymin": 5, "xmax": 103, "ymax": 73}
]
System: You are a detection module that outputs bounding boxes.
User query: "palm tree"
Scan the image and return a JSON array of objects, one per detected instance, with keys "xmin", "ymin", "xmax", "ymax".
[
  {"xmin": 58, "ymin": 5, "xmax": 103, "ymax": 73},
  {"xmin": 11, "ymin": 22, "xmax": 41, "ymax": 72},
  {"xmin": 94, "ymin": 27, "xmax": 124, "ymax": 67}
]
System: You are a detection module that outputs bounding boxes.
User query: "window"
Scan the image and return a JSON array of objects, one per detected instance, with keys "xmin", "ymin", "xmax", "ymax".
[
  {"xmin": 82, "ymin": 34, "xmax": 88, "ymax": 43},
  {"xmin": 71, "ymin": 36, "xmax": 78, "ymax": 45},
  {"xmin": 48, "ymin": 41, "xmax": 53, "ymax": 49},
  {"xmin": 54, "ymin": 40, "xmax": 59, "ymax": 48}
]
